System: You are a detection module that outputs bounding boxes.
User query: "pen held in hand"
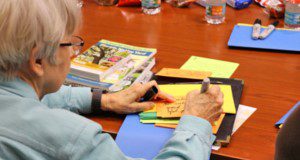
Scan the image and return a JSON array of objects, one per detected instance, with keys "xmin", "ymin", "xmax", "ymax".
[
  {"xmin": 200, "ymin": 78, "xmax": 210, "ymax": 93},
  {"xmin": 139, "ymin": 86, "xmax": 158, "ymax": 102}
]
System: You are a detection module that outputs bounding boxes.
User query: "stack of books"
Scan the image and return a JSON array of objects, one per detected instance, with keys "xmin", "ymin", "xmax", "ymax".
[{"xmin": 65, "ymin": 40, "xmax": 156, "ymax": 92}]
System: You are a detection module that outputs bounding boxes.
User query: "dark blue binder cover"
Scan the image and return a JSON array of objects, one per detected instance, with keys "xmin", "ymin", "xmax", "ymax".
[{"xmin": 228, "ymin": 24, "xmax": 300, "ymax": 52}]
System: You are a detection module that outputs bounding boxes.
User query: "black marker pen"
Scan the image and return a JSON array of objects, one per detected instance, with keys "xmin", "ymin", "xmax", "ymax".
[
  {"xmin": 139, "ymin": 86, "xmax": 158, "ymax": 102},
  {"xmin": 259, "ymin": 21, "xmax": 279, "ymax": 39},
  {"xmin": 252, "ymin": 19, "xmax": 262, "ymax": 40}
]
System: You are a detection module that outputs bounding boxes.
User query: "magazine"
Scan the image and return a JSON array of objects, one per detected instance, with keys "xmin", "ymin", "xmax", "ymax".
[
  {"xmin": 110, "ymin": 58, "xmax": 155, "ymax": 92},
  {"xmin": 65, "ymin": 58, "xmax": 155, "ymax": 92},
  {"xmin": 70, "ymin": 40, "xmax": 156, "ymax": 82}
]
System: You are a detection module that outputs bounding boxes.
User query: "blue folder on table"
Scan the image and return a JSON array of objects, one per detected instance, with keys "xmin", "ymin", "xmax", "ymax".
[
  {"xmin": 228, "ymin": 24, "xmax": 300, "ymax": 52},
  {"xmin": 275, "ymin": 101, "xmax": 300, "ymax": 128},
  {"xmin": 115, "ymin": 114, "xmax": 174, "ymax": 160}
]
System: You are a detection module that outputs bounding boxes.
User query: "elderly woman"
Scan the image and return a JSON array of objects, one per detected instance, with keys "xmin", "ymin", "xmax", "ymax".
[{"xmin": 0, "ymin": 0, "xmax": 223, "ymax": 159}]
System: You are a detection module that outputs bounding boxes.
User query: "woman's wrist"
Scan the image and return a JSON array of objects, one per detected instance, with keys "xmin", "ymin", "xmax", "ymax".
[
  {"xmin": 101, "ymin": 94, "xmax": 113, "ymax": 112},
  {"xmin": 91, "ymin": 88, "xmax": 111, "ymax": 112}
]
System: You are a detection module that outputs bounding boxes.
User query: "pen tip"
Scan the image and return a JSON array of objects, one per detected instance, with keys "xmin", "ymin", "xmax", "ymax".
[
  {"xmin": 203, "ymin": 77, "xmax": 210, "ymax": 83},
  {"xmin": 254, "ymin": 19, "xmax": 262, "ymax": 25},
  {"xmin": 272, "ymin": 21, "xmax": 279, "ymax": 26}
]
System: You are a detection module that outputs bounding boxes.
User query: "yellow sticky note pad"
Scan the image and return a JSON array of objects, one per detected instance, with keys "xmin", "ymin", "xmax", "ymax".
[
  {"xmin": 140, "ymin": 119, "xmax": 179, "ymax": 124},
  {"xmin": 158, "ymin": 84, "xmax": 236, "ymax": 114},
  {"xmin": 156, "ymin": 96, "xmax": 185, "ymax": 118},
  {"xmin": 155, "ymin": 123, "xmax": 177, "ymax": 129},
  {"xmin": 180, "ymin": 56, "xmax": 239, "ymax": 78},
  {"xmin": 212, "ymin": 113, "xmax": 225, "ymax": 134},
  {"xmin": 155, "ymin": 113, "xmax": 225, "ymax": 134},
  {"xmin": 156, "ymin": 68, "xmax": 212, "ymax": 80},
  {"xmin": 144, "ymin": 105, "xmax": 156, "ymax": 113}
]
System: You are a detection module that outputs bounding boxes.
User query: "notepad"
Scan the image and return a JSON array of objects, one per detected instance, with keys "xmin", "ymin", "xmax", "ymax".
[
  {"xmin": 140, "ymin": 119, "xmax": 179, "ymax": 124},
  {"xmin": 228, "ymin": 24, "xmax": 300, "ymax": 52},
  {"xmin": 155, "ymin": 113, "xmax": 226, "ymax": 134},
  {"xmin": 156, "ymin": 68, "xmax": 212, "ymax": 80},
  {"xmin": 180, "ymin": 56, "xmax": 239, "ymax": 78},
  {"xmin": 156, "ymin": 96, "xmax": 185, "ymax": 118},
  {"xmin": 156, "ymin": 84, "xmax": 236, "ymax": 114}
]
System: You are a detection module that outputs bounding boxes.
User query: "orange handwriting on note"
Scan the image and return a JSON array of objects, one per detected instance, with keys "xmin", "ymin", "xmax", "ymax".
[{"xmin": 156, "ymin": 96, "xmax": 185, "ymax": 118}]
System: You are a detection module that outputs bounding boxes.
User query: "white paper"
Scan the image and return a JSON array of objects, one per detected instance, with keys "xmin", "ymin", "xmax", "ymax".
[
  {"xmin": 232, "ymin": 104, "xmax": 257, "ymax": 135},
  {"xmin": 212, "ymin": 105, "xmax": 256, "ymax": 151},
  {"xmin": 212, "ymin": 145, "xmax": 221, "ymax": 151}
]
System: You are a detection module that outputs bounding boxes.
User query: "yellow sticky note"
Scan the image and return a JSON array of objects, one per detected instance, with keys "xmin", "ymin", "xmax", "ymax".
[
  {"xmin": 158, "ymin": 84, "xmax": 236, "ymax": 114},
  {"xmin": 212, "ymin": 114, "xmax": 225, "ymax": 134},
  {"xmin": 140, "ymin": 119, "xmax": 179, "ymax": 124},
  {"xmin": 156, "ymin": 96, "xmax": 185, "ymax": 118},
  {"xmin": 180, "ymin": 56, "xmax": 239, "ymax": 78},
  {"xmin": 156, "ymin": 68, "xmax": 212, "ymax": 80},
  {"xmin": 144, "ymin": 106, "xmax": 156, "ymax": 113},
  {"xmin": 155, "ymin": 113, "xmax": 225, "ymax": 134},
  {"xmin": 155, "ymin": 123, "xmax": 177, "ymax": 129}
]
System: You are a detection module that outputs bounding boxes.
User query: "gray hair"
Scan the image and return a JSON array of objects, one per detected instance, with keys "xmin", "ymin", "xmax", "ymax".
[{"xmin": 0, "ymin": 0, "xmax": 81, "ymax": 81}]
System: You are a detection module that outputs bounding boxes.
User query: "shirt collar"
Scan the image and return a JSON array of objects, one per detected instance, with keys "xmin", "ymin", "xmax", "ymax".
[{"xmin": 0, "ymin": 78, "xmax": 39, "ymax": 100}]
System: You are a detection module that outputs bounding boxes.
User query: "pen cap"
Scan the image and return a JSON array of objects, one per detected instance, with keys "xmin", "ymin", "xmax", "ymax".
[
  {"xmin": 254, "ymin": 19, "xmax": 262, "ymax": 25},
  {"xmin": 287, "ymin": 0, "xmax": 300, "ymax": 3},
  {"xmin": 203, "ymin": 77, "xmax": 210, "ymax": 83},
  {"xmin": 272, "ymin": 21, "xmax": 279, "ymax": 27},
  {"xmin": 139, "ymin": 86, "xmax": 158, "ymax": 102}
]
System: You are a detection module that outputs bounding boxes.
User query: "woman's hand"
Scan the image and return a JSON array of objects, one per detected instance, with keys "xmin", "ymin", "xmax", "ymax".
[
  {"xmin": 183, "ymin": 85, "xmax": 224, "ymax": 124},
  {"xmin": 101, "ymin": 81, "xmax": 175, "ymax": 114}
]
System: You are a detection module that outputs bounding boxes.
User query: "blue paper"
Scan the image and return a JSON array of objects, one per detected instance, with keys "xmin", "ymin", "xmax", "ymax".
[
  {"xmin": 228, "ymin": 25, "xmax": 300, "ymax": 52},
  {"xmin": 275, "ymin": 101, "xmax": 300, "ymax": 127},
  {"xmin": 115, "ymin": 114, "xmax": 174, "ymax": 160}
]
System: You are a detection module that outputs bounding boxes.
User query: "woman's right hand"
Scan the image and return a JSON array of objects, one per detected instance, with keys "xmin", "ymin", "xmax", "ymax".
[{"xmin": 183, "ymin": 85, "xmax": 224, "ymax": 124}]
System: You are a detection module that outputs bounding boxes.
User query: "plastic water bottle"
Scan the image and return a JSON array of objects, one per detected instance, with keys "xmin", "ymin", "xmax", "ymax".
[
  {"xmin": 205, "ymin": 0, "xmax": 226, "ymax": 24},
  {"xmin": 284, "ymin": 0, "xmax": 300, "ymax": 29},
  {"xmin": 142, "ymin": 0, "xmax": 161, "ymax": 15}
]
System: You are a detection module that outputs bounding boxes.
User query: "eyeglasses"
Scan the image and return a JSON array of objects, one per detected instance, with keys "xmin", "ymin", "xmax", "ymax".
[{"xmin": 59, "ymin": 36, "xmax": 84, "ymax": 58}]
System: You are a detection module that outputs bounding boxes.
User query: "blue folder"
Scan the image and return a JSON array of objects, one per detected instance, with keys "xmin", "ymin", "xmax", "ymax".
[
  {"xmin": 275, "ymin": 101, "xmax": 300, "ymax": 127},
  {"xmin": 228, "ymin": 24, "xmax": 300, "ymax": 52},
  {"xmin": 115, "ymin": 114, "xmax": 174, "ymax": 160}
]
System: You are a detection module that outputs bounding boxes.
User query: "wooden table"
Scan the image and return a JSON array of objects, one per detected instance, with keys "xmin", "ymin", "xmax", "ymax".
[{"xmin": 81, "ymin": 0, "xmax": 300, "ymax": 159}]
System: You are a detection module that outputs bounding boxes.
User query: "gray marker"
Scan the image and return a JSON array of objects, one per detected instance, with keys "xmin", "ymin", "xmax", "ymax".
[
  {"xmin": 200, "ymin": 78, "xmax": 210, "ymax": 93},
  {"xmin": 259, "ymin": 21, "xmax": 279, "ymax": 39},
  {"xmin": 252, "ymin": 19, "xmax": 262, "ymax": 40}
]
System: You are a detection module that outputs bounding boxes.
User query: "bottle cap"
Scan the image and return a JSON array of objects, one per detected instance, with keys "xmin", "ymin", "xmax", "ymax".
[{"xmin": 287, "ymin": 0, "xmax": 300, "ymax": 4}]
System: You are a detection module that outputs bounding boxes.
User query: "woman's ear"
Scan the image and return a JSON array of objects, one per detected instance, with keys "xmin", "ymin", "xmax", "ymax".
[{"xmin": 28, "ymin": 47, "xmax": 44, "ymax": 77}]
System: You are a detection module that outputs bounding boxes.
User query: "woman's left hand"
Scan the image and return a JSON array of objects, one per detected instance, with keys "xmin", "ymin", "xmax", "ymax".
[{"xmin": 101, "ymin": 80, "xmax": 175, "ymax": 114}]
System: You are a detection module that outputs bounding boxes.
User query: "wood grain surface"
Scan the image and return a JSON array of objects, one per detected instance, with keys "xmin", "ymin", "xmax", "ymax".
[{"xmin": 82, "ymin": 0, "xmax": 300, "ymax": 159}]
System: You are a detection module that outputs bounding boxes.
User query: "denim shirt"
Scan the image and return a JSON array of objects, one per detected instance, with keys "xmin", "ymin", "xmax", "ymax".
[{"xmin": 0, "ymin": 78, "xmax": 215, "ymax": 160}]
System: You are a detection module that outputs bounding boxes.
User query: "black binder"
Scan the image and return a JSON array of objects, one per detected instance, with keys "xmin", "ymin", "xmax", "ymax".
[{"xmin": 153, "ymin": 76, "xmax": 244, "ymax": 147}]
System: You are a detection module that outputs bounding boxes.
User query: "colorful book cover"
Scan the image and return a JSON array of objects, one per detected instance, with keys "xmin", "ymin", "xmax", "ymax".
[
  {"xmin": 71, "ymin": 40, "xmax": 136, "ymax": 81},
  {"xmin": 102, "ymin": 59, "xmax": 136, "ymax": 84},
  {"xmin": 71, "ymin": 40, "xmax": 156, "ymax": 81},
  {"xmin": 110, "ymin": 58, "xmax": 155, "ymax": 92},
  {"xmin": 109, "ymin": 41, "xmax": 156, "ymax": 84},
  {"xmin": 65, "ymin": 58, "xmax": 155, "ymax": 92}
]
